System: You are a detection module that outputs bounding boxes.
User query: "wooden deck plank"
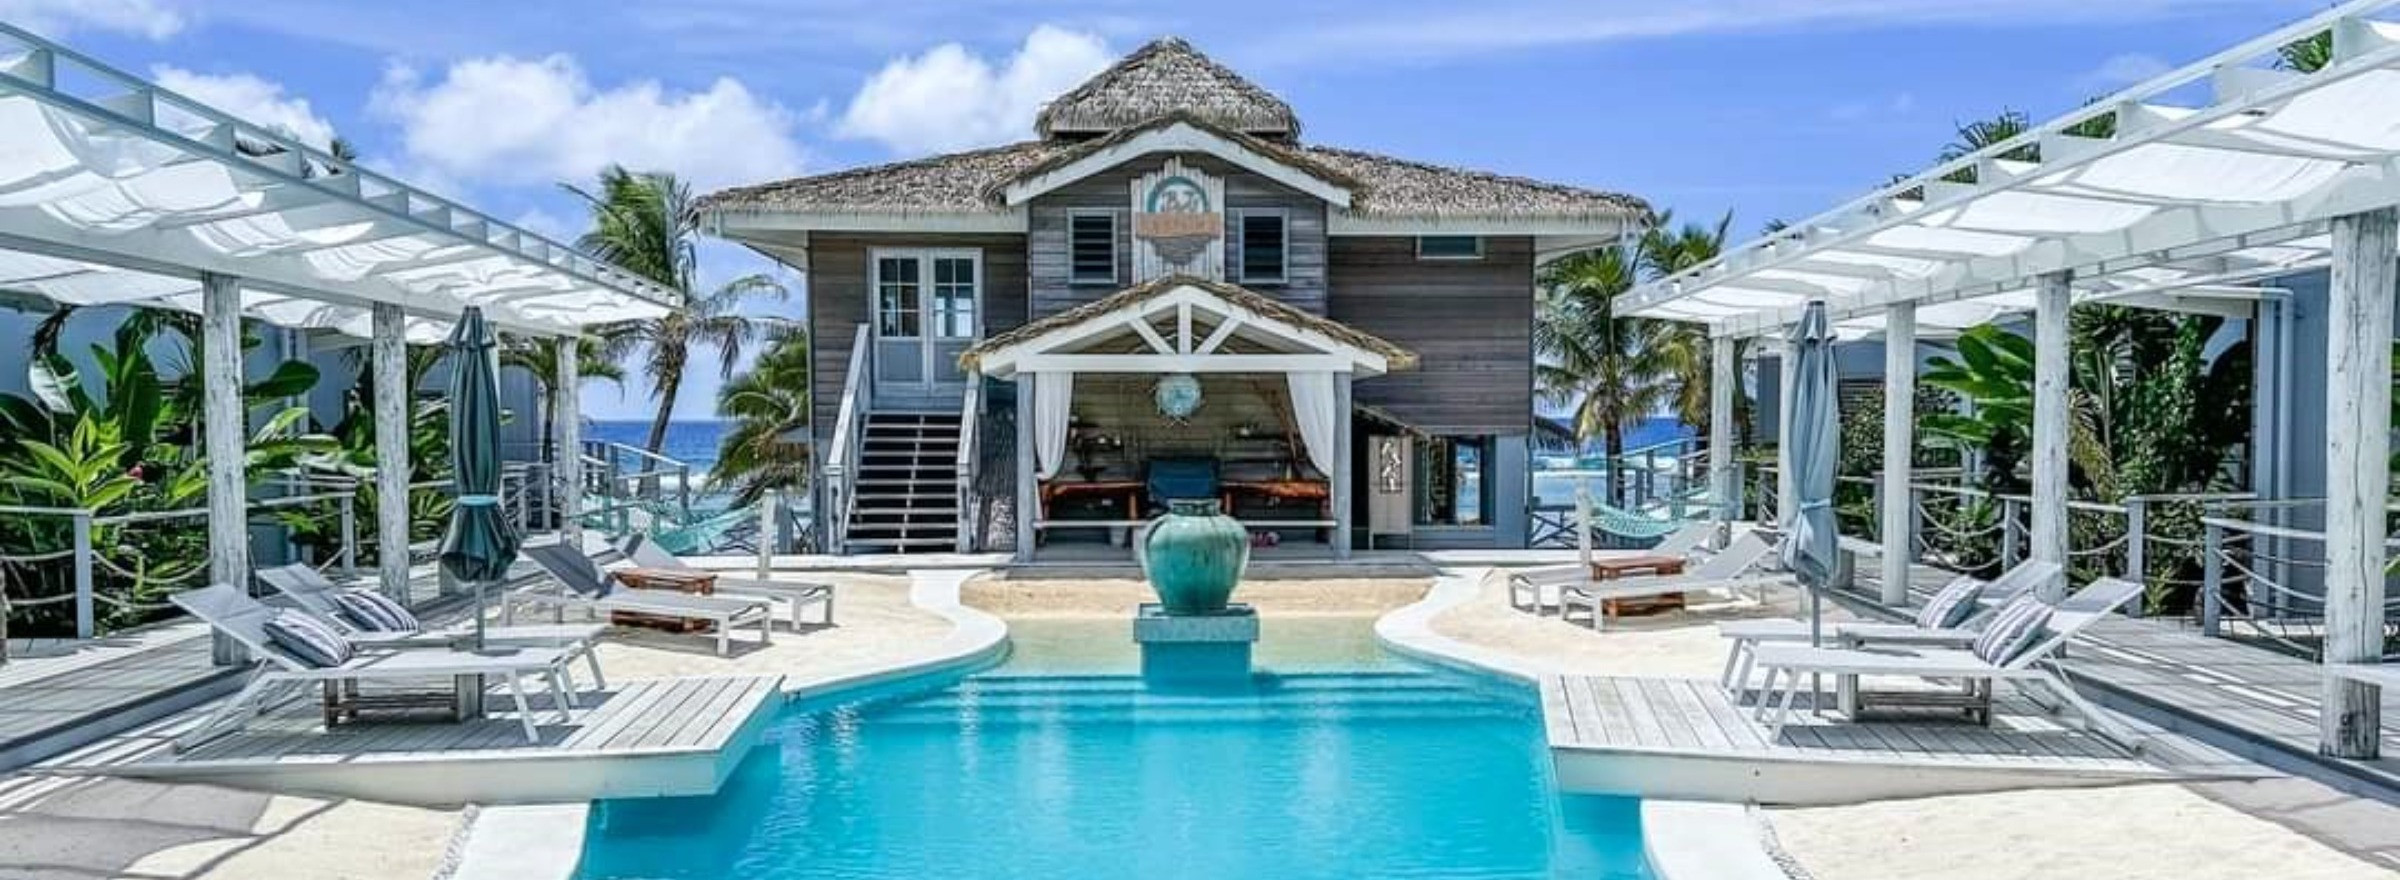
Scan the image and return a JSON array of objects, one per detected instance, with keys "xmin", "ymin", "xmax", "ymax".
[{"xmin": 1608, "ymin": 678, "xmax": 1673, "ymax": 746}]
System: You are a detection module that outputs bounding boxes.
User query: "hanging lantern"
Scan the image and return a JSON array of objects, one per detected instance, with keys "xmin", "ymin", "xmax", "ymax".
[{"xmin": 1154, "ymin": 373, "xmax": 1204, "ymax": 421}]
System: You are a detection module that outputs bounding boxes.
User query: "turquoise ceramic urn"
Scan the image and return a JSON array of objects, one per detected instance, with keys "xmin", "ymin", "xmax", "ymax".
[{"xmin": 1142, "ymin": 499, "xmax": 1250, "ymax": 614}]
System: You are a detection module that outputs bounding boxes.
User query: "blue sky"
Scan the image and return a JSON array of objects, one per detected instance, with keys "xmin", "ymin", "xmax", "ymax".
[{"xmin": 17, "ymin": 0, "xmax": 2326, "ymax": 420}]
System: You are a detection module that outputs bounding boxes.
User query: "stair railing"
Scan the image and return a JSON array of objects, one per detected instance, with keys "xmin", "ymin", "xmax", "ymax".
[
  {"xmin": 823, "ymin": 325, "xmax": 873, "ymax": 555},
  {"xmin": 954, "ymin": 378, "xmax": 981, "ymax": 553}
]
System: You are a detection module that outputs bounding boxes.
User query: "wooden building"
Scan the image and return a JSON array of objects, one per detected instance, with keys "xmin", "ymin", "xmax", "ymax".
[{"xmin": 699, "ymin": 38, "xmax": 1645, "ymax": 557}]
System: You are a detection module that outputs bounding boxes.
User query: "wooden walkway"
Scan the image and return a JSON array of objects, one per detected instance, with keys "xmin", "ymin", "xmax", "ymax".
[
  {"xmin": 40, "ymin": 674, "xmax": 785, "ymax": 807},
  {"xmin": 1542, "ymin": 674, "xmax": 2259, "ymax": 805},
  {"xmin": 0, "ymin": 622, "xmax": 234, "ymax": 770}
]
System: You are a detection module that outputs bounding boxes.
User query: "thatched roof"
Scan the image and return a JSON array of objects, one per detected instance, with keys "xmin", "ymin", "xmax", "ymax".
[
  {"xmin": 695, "ymin": 141, "xmax": 1064, "ymax": 216},
  {"xmin": 989, "ymin": 111, "xmax": 1359, "ymax": 200},
  {"xmin": 959, "ymin": 274, "xmax": 1417, "ymax": 371},
  {"xmin": 1036, "ymin": 37, "xmax": 1298, "ymax": 139},
  {"xmin": 1300, "ymin": 146, "xmax": 1647, "ymax": 220}
]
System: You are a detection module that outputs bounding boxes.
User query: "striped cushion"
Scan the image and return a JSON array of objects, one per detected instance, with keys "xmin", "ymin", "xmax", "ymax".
[
  {"xmin": 263, "ymin": 610, "xmax": 354, "ymax": 668},
  {"xmin": 334, "ymin": 589, "xmax": 419, "ymax": 633},
  {"xmin": 1970, "ymin": 597, "xmax": 2052, "ymax": 666},
  {"xmin": 1914, "ymin": 575, "xmax": 1984, "ymax": 629}
]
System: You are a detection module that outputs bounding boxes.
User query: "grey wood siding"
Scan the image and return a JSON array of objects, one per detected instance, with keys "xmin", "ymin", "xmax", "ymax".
[
  {"xmin": 808, "ymin": 232, "xmax": 1027, "ymax": 444},
  {"xmin": 1027, "ymin": 154, "xmax": 1326, "ymax": 319},
  {"xmin": 1327, "ymin": 236, "xmax": 1535, "ymax": 437}
]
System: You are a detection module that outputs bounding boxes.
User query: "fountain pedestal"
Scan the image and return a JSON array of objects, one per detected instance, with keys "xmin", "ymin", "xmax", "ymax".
[{"xmin": 1134, "ymin": 602, "xmax": 1258, "ymax": 683}]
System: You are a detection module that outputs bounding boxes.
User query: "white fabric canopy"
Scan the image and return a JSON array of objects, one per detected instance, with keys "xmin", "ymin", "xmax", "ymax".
[
  {"xmin": 1285, "ymin": 371, "xmax": 1338, "ymax": 477},
  {"xmin": 0, "ymin": 28, "xmax": 676, "ymax": 338},
  {"xmin": 1033, "ymin": 371, "xmax": 1074, "ymax": 480},
  {"xmin": 1619, "ymin": 4, "xmax": 2400, "ymax": 338}
]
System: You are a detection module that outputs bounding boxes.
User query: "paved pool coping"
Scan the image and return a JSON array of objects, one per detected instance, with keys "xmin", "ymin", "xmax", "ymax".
[
  {"xmin": 449, "ymin": 568, "xmax": 1009, "ymax": 880},
  {"xmin": 1373, "ymin": 567, "xmax": 1794, "ymax": 880}
]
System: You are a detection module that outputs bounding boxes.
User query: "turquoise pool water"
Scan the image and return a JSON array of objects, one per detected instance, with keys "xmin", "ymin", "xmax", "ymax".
[{"xmin": 576, "ymin": 617, "xmax": 1652, "ymax": 879}]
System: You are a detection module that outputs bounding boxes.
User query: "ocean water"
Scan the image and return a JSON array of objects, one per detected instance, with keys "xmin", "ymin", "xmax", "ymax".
[
  {"xmin": 577, "ymin": 617, "xmax": 1651, "ymax": 880},
  {"xmin": 584, "ymin": 419, "xmax": 724, "ymax": 475}
]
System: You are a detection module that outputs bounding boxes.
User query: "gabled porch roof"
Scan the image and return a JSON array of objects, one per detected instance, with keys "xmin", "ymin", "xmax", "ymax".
[{"xmin": 960, "ymin": 275, "xmax": 1415, "ymax": 378}]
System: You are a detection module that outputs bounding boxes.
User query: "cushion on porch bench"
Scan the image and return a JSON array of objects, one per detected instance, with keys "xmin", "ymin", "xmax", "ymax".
[
  {"xmin": 334, "ymin": 588, "xmax": 419, "ymax": 633},
  {"xmin": 1914, "ymin": 575, "xmax": 1984, "ymax": 629},
  {"xmin": 264, "ymin": 609, "xmax": 354, "ymax": 668},
  {"xmin": 1970, "ymin": 596, "xmax": 2051, "ymax": 665}
]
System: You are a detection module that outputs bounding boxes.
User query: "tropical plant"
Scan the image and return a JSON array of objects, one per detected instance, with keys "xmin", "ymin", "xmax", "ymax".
[
  {"xmin": 1534, "ymin": 247, "xmax": 1678, "ymax": 458},
  {"xmin": 565, "ymin": 166, "xmax": 793, "ymax": 456},
  {"xmin": 709, "ymin": 331, "xmax": 812, "ymax": 507}
]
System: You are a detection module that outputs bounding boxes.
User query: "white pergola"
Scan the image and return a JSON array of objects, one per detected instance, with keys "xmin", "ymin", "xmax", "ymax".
[
  {"xmin": 0, "ymin": 24, "xmax": 679, "ymax": 635},
  {"xmin": 1622, "ymin": 0, "xmax": 2400, "ymax": 758}
]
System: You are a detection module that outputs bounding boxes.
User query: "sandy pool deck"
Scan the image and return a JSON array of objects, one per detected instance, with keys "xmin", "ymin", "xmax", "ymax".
[
  {"xmin": 1422, "ymin": 566, "xmax": 2400, "ymax": 879},
  {"xmin": 962, "ymin": 574, "xmax": 1430, "ymax": 618},
  {"xmin": 575, "ymin": 571, "xmax": 956, "ymax": 690},
  {"xmin": 0, "ymin": 775, "xmax": 458, "ymax": 880}
]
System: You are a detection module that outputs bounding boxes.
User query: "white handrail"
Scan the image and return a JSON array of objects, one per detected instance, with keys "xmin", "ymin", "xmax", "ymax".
[
  {"xmin": 823, "ymin": 325, "xmax": 873, "ymax": 553},
  {"xmin": 954, "ymin": 379, "xmax": 982, "ymax": 552}
]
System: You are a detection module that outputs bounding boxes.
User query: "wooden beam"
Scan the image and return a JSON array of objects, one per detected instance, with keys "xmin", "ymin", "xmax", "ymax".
[
  {"xmin": 1007, "ymin": 353, "xmax": 1355, "ymax": 374},
  {"xmin": 1195, "ymin": 315, "xmax": 1242, "ymax": 354},
  {"xmin": 371, "ymin": 303, "xmax": 411, "ymax": 600},
  {"xmin": 2322, "ymin": 207, "xmax": 2394, "ymax": 759},
  {"xmin": 1880, "ymin": 300, "xmax": 1917, "ymax": 605},
  {"xmin": 1014, "ymin": 373, "xmax": 1036, "ymax": 563},
  {"xmin": 556, "ymin": 336, "xmax": 583, "ymax": 549},
  {"xmin": 201, "ymin": 273, "xmax": 249, "ymax": 666},
  {"xmin": 1333, "ymin": 374, "xmax": 1354, "ymax": 560},
  {"xmin": 2030, "ymin": 270, "xmax": 2072, "ymax": 598},
  {"xmin": 1710, "ymin": 336, "xmax": 1738, "ymax": 538}
]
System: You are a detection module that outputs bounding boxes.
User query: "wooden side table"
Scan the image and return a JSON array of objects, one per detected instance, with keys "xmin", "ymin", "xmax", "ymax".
[
  {"xmin": 1588, "ymin": 554, "xmax": 1690, "ymax": 616},
  {"xmin": 612, "ymin": 567, "xmax": 717, "ymax": 632}
]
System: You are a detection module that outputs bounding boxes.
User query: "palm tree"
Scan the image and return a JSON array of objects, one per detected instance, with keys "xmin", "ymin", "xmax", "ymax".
[
  {"xmin": 711, "ymin": 331, "xmax": 811, "ymax": 506},
  {"xmin": 1534, "ymin": 247, "xmax": 1680, "ymax": 459},
  {"xmin": 1636, "ymin": 213, "xmax": 1733, "ymax": 430},
  {"xmin": 566, "ymin": 166, "xmax": 792, "ymax": 456}
]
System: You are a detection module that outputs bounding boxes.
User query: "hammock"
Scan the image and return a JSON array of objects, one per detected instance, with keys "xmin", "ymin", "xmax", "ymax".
[{"xmin": 1588, "ymin": 500, "xmax": 1697, "ymax": 541}]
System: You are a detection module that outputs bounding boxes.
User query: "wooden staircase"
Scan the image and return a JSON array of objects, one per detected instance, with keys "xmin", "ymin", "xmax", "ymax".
[{"xmin": 844, "ymin": 411, "xmax": 963, "ymax": 553}]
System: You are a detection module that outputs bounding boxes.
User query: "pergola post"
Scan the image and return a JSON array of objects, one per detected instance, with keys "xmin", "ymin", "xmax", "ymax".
[
  {"xmin": 1014, "ymin": 373, "xmax": 1036, "ymax": 563},
  {"xmin": 1333, "ymin": 374, "xmax": 1354, "ymax": 560},
  {"xmin": 556, "ymin": 335, "xmax": 584, "ymax": 551},
  {"xmin": 1776, "ymin": 339, "xmax": 1798, "ymax": 530},
  {"xmin": 2322, "ymin": 207, "xmax": 2395, "ymax": 759},
  {"xmin": 1880, "ymin": 301, "xmax": 1917, "ymax": 604},
  {"xmin": 1709, "ymin": 335, "xmax": 1738, "ymax": 541},
  {"xmin": 201, "ymin": 273, "xmax": 250, "ymax": 665},
  {"xmin": 2029, "ymin": 270, "xmax": 2072, "ymax": 600},
  {"xmin": 371, "ymin": 303, "xmax": 411, "ymax": 600}
]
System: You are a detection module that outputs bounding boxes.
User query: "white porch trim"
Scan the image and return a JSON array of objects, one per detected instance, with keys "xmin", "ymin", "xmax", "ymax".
[
  {"xmin": 999, "ymin": 122, "xmax": 1353, "ymax": 209},
  {"xmin": 972, "ymin": 282, "xmax": 1394, "ymax": 378}
]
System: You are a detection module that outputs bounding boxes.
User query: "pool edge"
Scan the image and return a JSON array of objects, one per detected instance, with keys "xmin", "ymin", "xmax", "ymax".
[{"xmin": 1373, "ymin": 568, "xmax": 1798, "ymax": 880}]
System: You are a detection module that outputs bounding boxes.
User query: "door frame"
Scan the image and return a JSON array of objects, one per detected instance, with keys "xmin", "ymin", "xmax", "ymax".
[{"xmin": 868, "ymin": 247, "xmax": 984, "ymax": 400}]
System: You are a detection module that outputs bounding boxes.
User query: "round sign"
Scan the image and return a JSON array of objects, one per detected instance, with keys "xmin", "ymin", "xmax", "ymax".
[{"xmin": 1154, "ymin": 373, "xmax": 1204, "ymax": 421}]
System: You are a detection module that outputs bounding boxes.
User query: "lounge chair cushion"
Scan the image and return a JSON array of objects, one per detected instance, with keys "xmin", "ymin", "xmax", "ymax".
[
  {"xmin": 1971, "ymin": 596, "xmax": 2051, "ymax": 665},
  {"xmin": 1914, "ymin": 575, "xmax": 1983, "ymax": 629},
  {"xmin": 263, "ymin": 610, "xmax": 354, "ymax": 668},
  {"xmin": 333, "ymin": 589, "xmax": 419, "ymax": 633}
]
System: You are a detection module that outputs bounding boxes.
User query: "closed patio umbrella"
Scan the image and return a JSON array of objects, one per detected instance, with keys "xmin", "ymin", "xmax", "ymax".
[
  {"xmin": 1780, "ymin": 301, "xmax": 1841, "ymax": 693},
  {"xmin": 438, "ymin": 306, "xmax": 521, "ymax": 653}
]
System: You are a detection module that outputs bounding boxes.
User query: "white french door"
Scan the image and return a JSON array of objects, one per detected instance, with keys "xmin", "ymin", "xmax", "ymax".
[{"xmin": 871, "ymin": 249, "xmax": 980, "ymax": 401}]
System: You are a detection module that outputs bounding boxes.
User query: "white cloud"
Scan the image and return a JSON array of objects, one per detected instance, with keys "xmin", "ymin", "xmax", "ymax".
[
  {"xmin": 837, "ymin": 26, "xmax": 1113, "ymax": 155},
  {"xmin": 152, "ymin": 66, "xmax": 336, "ymax": 149},
  {"xmin": 2079, "ymin": 53, "xmax": 2174, "ymax": 91},
  {"xmin": 0, "ymin": 0, "xmax": 182, "ymax": 40},
  {"xmin": 368, "ymin": 54, "xmax": 805, "ymax": 192}
]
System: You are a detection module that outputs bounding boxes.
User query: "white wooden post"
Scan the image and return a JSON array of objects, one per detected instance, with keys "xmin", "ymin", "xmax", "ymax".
[
  {"xmin": 757, "ymin": 488, "xmax": 777, "ymax": 579},
  {"xmin": 201, "ymin": 273, "xmax": 250, "ymax": 665},
  {"xmin": 2322, "ymin": 207, "xmax": 2395, "ymax": 759},
  {"xmin": 371, "ymin": 303, "xmax": 411, "ymax": 599},
  {"xmin": 1708, "ymin": 337, "xmax": 1738, "ymax": 543},
  {"xmin": 2029, "ymin": 270, "xmax": 2072, "ymax": 600},
  {"xmin": 556, "ymin": 335, "xmax": 584, "ymax": 551},
  {"xmin": 1880, "ymin": 301, "xmax": 1917, "ymax": 605},
  {"xmin": 1333, "ymin": 373, "xmax": 1354, "ymax": 560},
  {"xmin": 1014, "ymin": 373, "xmax": 1036, "ymax": 562},
  {"xmin": 1776, "ymin": 338, "xmax": 1798, "ymax": 531}
]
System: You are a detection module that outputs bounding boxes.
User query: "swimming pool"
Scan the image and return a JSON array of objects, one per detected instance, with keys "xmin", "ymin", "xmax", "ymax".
[{"xmin": 575, "ymin": 615, "xmax": 1652, "ymax": 879}]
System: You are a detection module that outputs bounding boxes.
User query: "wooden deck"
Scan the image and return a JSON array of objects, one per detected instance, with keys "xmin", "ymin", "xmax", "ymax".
[
  {"xmin": 39, "ymin": 674, "xmax": 785, "ymax": 807},
  {"xmin": 1541, "ymin": 674, "xmax": 2260, "ymax": 805},
  {"xmin": 0, "ymin": 622, "xmax": 237, "ymax": 770}
]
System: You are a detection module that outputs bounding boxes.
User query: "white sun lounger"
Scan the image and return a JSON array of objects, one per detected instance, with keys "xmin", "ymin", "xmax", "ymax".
[
  {"xmin": 1716, "ymin": 559, "xmax": 2064, "ymax": 688},
  {"xmin": 1748, "ymin": 577, "xmax": 2144, "ymax": 748},
  {"xmin": 256, "ymin": 564, "xmax": 609, "ymax": 691},
  {"xmin": 171, "ymin": 584, "xmax": 575, "ymax": 749},
  {"xmin": 620, "ymin": 536, "xmax": 834, "ymax": 631},
  {"xmin": 1558, "ymin": 534, "xmax": 1785, "ymax": 630},
  {"xmin": 514, "ymin": 543, "xmax": 774, "ymax": 656},
  {"xmin": 1507, "ymin": 521, "xmax": 1722, "ymax": 612}
]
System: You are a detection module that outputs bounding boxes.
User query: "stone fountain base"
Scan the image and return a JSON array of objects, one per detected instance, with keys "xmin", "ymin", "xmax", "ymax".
[{"xmin": 1134, "ymin": 603, "xmax": 1258, "ymax": 683}]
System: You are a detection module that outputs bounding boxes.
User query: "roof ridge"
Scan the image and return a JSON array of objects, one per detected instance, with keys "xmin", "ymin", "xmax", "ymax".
[{"xmin": 1034, "ymin": 36, "xmax": 1299, "ymax": 139}]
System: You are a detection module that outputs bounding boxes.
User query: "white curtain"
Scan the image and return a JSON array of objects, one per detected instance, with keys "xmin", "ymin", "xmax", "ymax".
[
  {"xmin": 1034, "ymin": 371, "xmax": 1074, "ymax": 480},
  {"xmin": 1286, "ymin": 371, "xmax": 1338, "ymax": 477}
]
